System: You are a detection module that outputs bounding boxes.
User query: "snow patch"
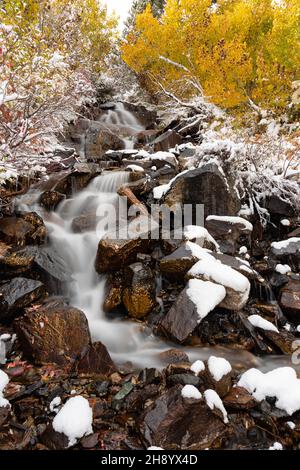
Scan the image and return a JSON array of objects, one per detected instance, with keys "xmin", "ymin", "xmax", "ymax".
[
  {"xmin": 238, "ymin": 367, "xmax": 300, "ymax": 415},
  {"xmin": 181, "ymin": 384, "xmax": 202, "ymax": 400},
  {"xmin": 275, "ymin": 264, "xmax": 291, "ymax": 275},
  {"xmin": 186, "ymin": 279, "xmax": 226, "ymax": 322},
  {"xmin": 208, "ymin": 356, "xmax": 232, "ymax": 382},
  {"xmin": 0, "ymin": 369, "xmax": 10, "ymax": 408},
  {"xmin": 206, "ymin": 215, "xmax": 253, "ymax": 232},
  {"xmin": 204, "ymin": 389, "xmax": 229, "ymax": 424},
  {"xmin": 53, "ymin": 396, "xmax": 93, "ymax": 447},
  {"xmin": 190, "ymin": 360, "xmax": 205, "ymax": 375},
  {"xmin": 248, "ymin": 315, "xmax": 279, "ymax": 333}
]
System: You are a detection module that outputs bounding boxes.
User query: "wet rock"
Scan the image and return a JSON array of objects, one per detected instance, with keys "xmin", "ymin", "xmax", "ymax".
[
  {"xmin": 76, "ymin": 342, "xmax": 116, "ymax": 376},
  {"xmin": 53, "ymin": 168, "xmax": 100, "ymax": 196},
  {"xmin": 39, "ymin": 191, "xmax": 65, "ymax": 211},
  {"xmin": 24, "ymin": 246, "xmax": 72, "ymax": 295},
  {"xmin": 103, "ymin": 274, "xmax": 123, "ymax": 312},
  {"xmin": 205, "ymin": 361, "xmax": 232, "ymax": 398},
  {"xmin": 122, "ymin": 262, "xmax": 157, "ymax": 318},
  {"xmin": 205, "ymin": 216, "xmax": 252, "ymax": 254},
  {"xmin": 167, "ymin": 374, "xmax": 202, "ymax": 388},
  {"xmin": 223, "ymin": 386, "xmax": 257, "ymax": 410},
  {"xmin": 0, "ymin": 406, "xmax": 10, "ymax": 426},
  {"xmin": 164, "ymin": 163, "xmax": 240, "ymax": 219},
  {"xmin": 140, "ymin": 385, "xmax": 229, "ymax": 449},
  {"xmin": 71, "ymin": 213, "xmax": 98, "ymax": 233},
  {"xmin": 95, "ymin": 219, "xmax": 154, "ymax": 274},
  {"xmin": 0, "ymin": 278, "xmax": 45, "ymax": 322},
  {"xmin": 112, "ymin": 382, "xmax": 135, "ymax": 411},
  {"xmin": 0, "ymin": 213, "xmax": 46, "ymax": 247},
  {"xmin": 0, "ymin": 245, "xmax": 34, "ymax": 277},
  {"xmin": 85, "ymin": 121, "xmax": 125, "ymax": 160},
  {"xmin": 270, "ymin": 238, "xmax": 300, "ymax": 271},
  {"xmin": 122, "ymin": 102, "xmax": 157, "ymax": 129},
  {"xmin": 139, "ymin": 368, "xmax": 162, "ymax": 385},
  {"xmin": 14, "ymin": 302, "xmax": 91, "ymax": 368},
  {"xmin": 160, "ymin": 285, "xmax": 205, "ymax": 343},
  {"xmin": 279, "ymin": 280, "xmax": 300, "ymax": 322},
  {"xmin": 40, "ymin": 425, "xmax": 69, "ymax": 450},
  {"xmin": 152, "ymin": 130, "xmax": 182, "ymax": 152},
  {"xmin": 160, "ymin": 242, "xmax": 205, "ymax": 281},
  {"xmin": 136, "ymin": 129, "xmax": 159, "ymax": 145},
  {"xmin": 262, "ymin": 329, "xmax": 296, "ymax": 354},
  {"xmin": 159, "ymin": 349, "xmax": 190, "ymax": 366}
]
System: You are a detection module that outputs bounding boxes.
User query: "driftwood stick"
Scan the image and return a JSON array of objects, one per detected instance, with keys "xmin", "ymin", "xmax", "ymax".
[{"xmin": 118, "ymin": 185, "xmax": 149, "ymax": 216}]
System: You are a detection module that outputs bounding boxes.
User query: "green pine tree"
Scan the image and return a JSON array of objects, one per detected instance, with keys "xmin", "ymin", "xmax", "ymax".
[{"xmin": 124, "ymin": 0, "xmax": 165, "ymax": 35}]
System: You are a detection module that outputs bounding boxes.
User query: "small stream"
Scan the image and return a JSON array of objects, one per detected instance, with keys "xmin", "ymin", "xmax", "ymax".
[{"xmin": 17, "ymin": 104, "xmax": 299, "ymax": 372}]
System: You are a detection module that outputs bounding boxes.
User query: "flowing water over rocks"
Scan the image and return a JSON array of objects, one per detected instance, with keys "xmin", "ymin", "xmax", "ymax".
[{"xmin": 0, "ymin": 101, "xmax": 300, "ymax": 450}]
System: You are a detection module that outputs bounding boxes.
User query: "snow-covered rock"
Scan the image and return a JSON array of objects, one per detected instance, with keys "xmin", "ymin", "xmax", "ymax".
[
  {"xmin": 238, "ymin": 367, "xmax": 300, "ymax": 415},
  {"xmin": 187, "ymin": 256, "xmax": 250, "ymax": 310},
  {"xmin": 52, "ymin": 396, "xmax": 93, "ymax": 447},
  {"xmin": 207, "ymin": 356, "xmax": 232, "ymax": 382},
  {"xmin": 0, "ymin": 369, "xmax": 10, "ymax": 408},
  {"xmin": 190, "ymin": 360, "xmax": 205, "ymax": 375}
]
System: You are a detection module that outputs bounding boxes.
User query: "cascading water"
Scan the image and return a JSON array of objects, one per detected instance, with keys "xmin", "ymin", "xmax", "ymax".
[
  {"xmin": 98, "ymin": 102, "xmax": 144, "ymax": 150},
  {"xmin": 16, "ymin": 104, "xmax": 298, "ymax": 372}
]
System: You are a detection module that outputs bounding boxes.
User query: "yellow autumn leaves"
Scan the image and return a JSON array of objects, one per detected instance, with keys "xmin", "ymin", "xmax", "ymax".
[{"xmin": 122, "ymin": 0, "xmax": 300, "ymax": 113}]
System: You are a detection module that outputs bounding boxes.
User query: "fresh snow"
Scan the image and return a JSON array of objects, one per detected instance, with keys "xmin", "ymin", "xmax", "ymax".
[
  {"xmin": 186, "ymin": 279, "xmax": 226, "ymax": 322},
  {"xmin": 238, "ymin": 367, "xmax": 300, "ymax": 415},
  {"xmin": 280, "ymin": 219, "xmax": 290, "ymax": 226},
  {"xmin": 148, "ymin": 446, "xmax": 164, "ymax": 450},
  {"xmin": 269, "ymin": 442, "xmax": 283, "ymax": 450},
  {"xmin": 153, "ymin": 169, "xmax": 191, "ymax": 199},
  {"xmin": 275, "ymin": 264, "xmax": 291, "ymax": 275},
  {"xmin": 248, "ymin": 315, "xmax": 279, "ymax": 333},
  {"xmin": 206, "ymin": 215, "xmax": 253, "ymax": 232},
  {"xmin": 50, "ymin": 396, "xmax": 62, "ymax": 413},
  {"xmin": 239, "ymin": 246, "xmax": 248, "ymax": 255},
  {"xmin": 190, "ymin": 360, "xmax": 205, "ymax": 375},
  {"xmin": 271, "ymin": 238, "xmax": 300, "ymax": 250},
  {"xmin": 181, "ymin": 384, "xmax": 202, "ymax": 400},
  {"xmin": 183, "ymin": 225, "xmax": 219, "ymax": 250},
  {"xmin": 287, "ymin": 421, "xmax": 295, "ymax": 430},
  {"xmin": 188, "ymin": 257, "xmax": 250, "ymax": 295},
  {"xmin": 208, "ymin": 356, "xmax": 232, "ymax": 382},
  {"xmin": 126, "ymin": 164, "xmax": 145, "ymax": 173},
  {"xmin": 204, "ymin": 389, "xmax": 229, "ymax": 424},
  {"xmin": 52, "ymin": 396, "xmax": 93, "ymax": 447},
  {"xmin": 0, "ymin": 369, "xmax": 10, "ymax": 408}
]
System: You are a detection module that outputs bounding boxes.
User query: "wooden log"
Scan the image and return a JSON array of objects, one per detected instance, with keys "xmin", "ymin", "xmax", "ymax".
[{"xmin": 117, "ymin": 185, "xmax": 149, "ymax": 216}]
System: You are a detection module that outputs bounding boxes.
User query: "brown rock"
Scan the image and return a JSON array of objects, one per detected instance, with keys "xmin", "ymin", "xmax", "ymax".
[
  {"xmin": 263, "ymin": 329, "xmax": 297, "ymax": 354},
  {"xmin": 0, "ymin": 213, "xmax": 46, "ymax": 247},
  {"xmin": 205, "ymin": 363, "xmax": 232, "ymax": 398},
  {"xmin": 103, "ymin": 274, "xmax": 123, "ymax": 312},
  {"xmin": 0, "ymin": 246, "xmax": 34, "ymax": 277},
  {"xmin": 85, "ymin": 122, "xmax": 125, "ymax": 160},
  {"xmin": 40, "ymin": 425, "xmax": 69, "ymax": 450},
  {"xmin": 160, "ymin": 242, "xmax": 201, "ymax": 281},
  {"xmin": 205, "ymin": 216, "xmax": 252, "ymax": 255},
  {"xmin": 223, "ymin": 386, "xmax": 257, "ymax": 410},
  {"xmin": 140, "ymin": 385, "xmax": 229, "ymax": 449},
  {"xmin": 279, "ymin": 280, "xmax": 300, "ymax": 322},
  {"xmin": 77, "ymin": 342, "xmax": 116, "ymax": 376},
  {"xmin": 71, "ymin": 213, "xmax": 98, "ymax": 233},
  {"xmin": 14, "ymin": 301, "xmax": 91, "ymax": 368},
  {"xmin": 122, "ymin": 262, "xmax": 157, "ymax": 318},
  {"xmin": 39, "ymin": 191, "xmax": 65, "ymax": 211},
  {"xmin": 159, "ymin": 349, "xmax": 190, "ymax": 366},
  {"xmin": 95, "ymin": 217, "xmax": 154, "ymax": 274},
  {"xmin": 152, "ymin": 130, "xmax": 182, "ymax": 152}
]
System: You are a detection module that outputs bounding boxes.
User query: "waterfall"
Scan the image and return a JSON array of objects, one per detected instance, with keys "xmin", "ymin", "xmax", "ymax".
[{"xmin": 98, "ymin": 102, "xmax": 144, "ymax": 150}]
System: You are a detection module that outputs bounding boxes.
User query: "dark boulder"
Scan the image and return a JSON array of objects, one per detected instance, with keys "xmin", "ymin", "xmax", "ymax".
[
  {"xmin": 140, "ymin": 385, "xmax": 229, "ymax": 449},
  {"xmin": 279, "ymin": 280, "xmax": 300, "ymax": 322},
  {"xmin": 164, "ymin": 163, "xmax": 240, "ymax": 219},
  {"xmin": 151, "ymin": 130, "xmax": 182, "ymax": 152},
  {"xmin": 39, "ymin": 191, "xmax": 65, "ymax": 211},
  {"xmin": 0, "ymin": 277, "xmax": 45, "ymax": 322},
  {"xmin": 85, "ymin": 122, "xmax": 125, "ymax": 161},
  {"xmin": 14, "ymin": 301, "xmax": 91, "ymax": 368},
  {"xmin": 76, "ymin": 342, "xmax": 116, "ymax": 377},
  {"xmin": 0, "ymin": 213, "xmax": 46, "ymax": 247}
]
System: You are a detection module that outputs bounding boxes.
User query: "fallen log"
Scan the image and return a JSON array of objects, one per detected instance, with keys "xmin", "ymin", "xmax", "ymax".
[{"xmin": 117, "ymin": 185, "xmax": 149, "ymax": 216}]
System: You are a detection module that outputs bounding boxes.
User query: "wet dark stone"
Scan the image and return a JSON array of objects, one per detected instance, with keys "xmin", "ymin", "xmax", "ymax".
[
  {"xmin": 0, "ymin": 277, "xmax": 46, "ymax": 322},
  {"xmin": 76, "ymin": 342, "xmax": 116, "ymax": 377},
  {"xmin": 166, "ymin": 373, "xmax": 202, "ymax": 387},
  {"xmin": 140, "ymin": 385, "xmax": 229, "ymax": 449},
  {"xmin": 39, "ymin": 191, "xmax": 65, "ymax": 211}
]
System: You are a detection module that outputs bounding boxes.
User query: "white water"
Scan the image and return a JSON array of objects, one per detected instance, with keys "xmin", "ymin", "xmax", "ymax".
[{"xmin": 98, "ymin": 102, "xmax": 144, "ymax": 149}]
